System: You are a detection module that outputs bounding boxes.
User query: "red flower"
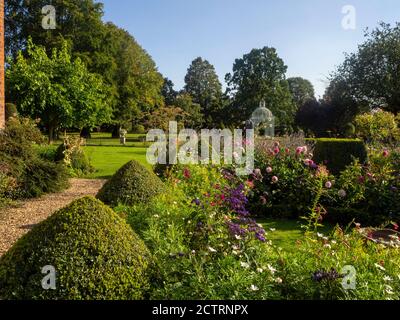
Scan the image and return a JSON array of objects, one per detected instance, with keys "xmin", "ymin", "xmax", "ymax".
[
  {"xmin": 245, "ymin": 180, "xmax": 254, "ymax": 188},
  {"xmin": 183, "ymin": 168, "xmax": 191, "ymax": 179}
]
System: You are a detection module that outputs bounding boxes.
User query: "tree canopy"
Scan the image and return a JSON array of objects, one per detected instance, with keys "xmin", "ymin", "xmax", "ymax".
[
  {"xmin": 225, "ymin": 47, "xmax": 296, "ymax": 132},
  {"xmin": 6, "ymin": 40, "xmax": 111, "ymax": 141}
]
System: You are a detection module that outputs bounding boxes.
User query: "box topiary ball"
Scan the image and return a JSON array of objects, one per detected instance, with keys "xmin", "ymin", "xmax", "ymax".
[
  {"xmin": 0, "ymin": 196, "xmax": 151, "ymax": 300},
  {"xmin": 96, "ymin": 160, "xmax": 165, "ymax": 207}
]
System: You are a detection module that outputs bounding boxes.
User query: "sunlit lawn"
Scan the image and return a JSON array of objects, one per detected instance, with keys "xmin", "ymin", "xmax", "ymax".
[{"xmin": 259, "ymin": 218, "xmax": 335, "ymax": 252}]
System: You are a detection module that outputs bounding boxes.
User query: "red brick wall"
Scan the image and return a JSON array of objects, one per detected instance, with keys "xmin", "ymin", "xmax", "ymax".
[{"xmin": 0, "ymin": 0, "xmax": 4, "ymax": 129}]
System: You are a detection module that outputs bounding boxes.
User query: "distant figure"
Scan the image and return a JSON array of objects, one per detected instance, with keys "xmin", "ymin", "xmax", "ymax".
[{"xmin": 119, "ymin": 128, "xmax": 127, "ymax": 145}]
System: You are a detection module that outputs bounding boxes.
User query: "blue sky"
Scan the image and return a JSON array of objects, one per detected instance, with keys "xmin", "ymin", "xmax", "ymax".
[{"xmin": 100, "ymin": 0, "xmax": 400, "ymax": 98}]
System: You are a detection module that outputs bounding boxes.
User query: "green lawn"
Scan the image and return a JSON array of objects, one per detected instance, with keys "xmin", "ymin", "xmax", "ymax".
[
  {"xmin": 52, "ymin": 132, "xmax": 152, "ymax": 179},
  {"xmin": 259, "ymin": 218, "xmax": 335, "ymax": 252},
  {"xmin": 84, "ymin": 145, "xmax": 150, "ymax": 179}
]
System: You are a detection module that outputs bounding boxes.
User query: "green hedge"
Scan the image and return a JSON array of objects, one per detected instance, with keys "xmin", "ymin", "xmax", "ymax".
[
  {"xmin": 309, "ymin": 138, "xmax": 368, "ymax": 175},
  {"xmin": 0, "ymin": 197, "xmax": 151, "ymax": 300},
  {"xmin": 97, "ymin": 160, "xmax": 165, "ymax": 207}
]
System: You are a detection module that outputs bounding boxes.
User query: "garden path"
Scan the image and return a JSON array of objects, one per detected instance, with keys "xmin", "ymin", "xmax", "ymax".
[{"xmin": 0, "ymin": 179, "xmax": 106, "ymax": 257}]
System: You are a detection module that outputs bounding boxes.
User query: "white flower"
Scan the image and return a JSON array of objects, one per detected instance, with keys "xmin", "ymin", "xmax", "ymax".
[
  {"xmin": 269, "ymin": 228, "xmax": 276, "ymax": 232},
  {"xmin": 250, "ymin": 285, "xmax": 259, "ymax": 291},
  {"xmin": 257, "ymin": 268, "xmax": 264, "ymax": 273},
  {"xmin": 374, "ymin": 263, "xmax": 386, "ymax": 271},
  {"xmin": 232, "ymin": 250, "xmax": 239, "ymax": 255},
  {"xmin": 191, "ymin": 250, "xmax": 196, "ymax": 254},
  {"xmin": 232, "ymin": 245, "xmax": 239, "ymax": 250},
  {"xmin": 153, "ymin": 214, "xmax": 159, "ymax": 218},
  {"xmin": 240, "ymin": 262, "xmax": 250, "ymax": 269},
  {"xmin": 324, "ymin": 244, "xmax": 331, "ymax": 249},
  {"xmin": 235, "ymin": 235, "xmax": 242, "ymax": 240},
  {"xmin": 383, "ymin": 276, "xmax": 393, "ymax": 282},
  {"xmin": 338, "ymin": 189, "xmax": 347, "ymax": 198},
  {"xmin": 275, "ymin": 277, "xmax": 283, "ymax": 284},
  {"xmin": 208, "ymin": 247, "xmax": 217, "ymax": 253},
  {"xmin": 384, "ymin": 285, "xmax": 394, "ymax": 295},
  {"xmin": 267, "ymin": 264, "xmax": 277, "ymax": 274},
  {"xmin": 317, "ymin": 233, "xmax": 324, "ymax": 238},
  {"xmin": 331, "ymin": 240, "xmax": 337, "ymax": 244}
]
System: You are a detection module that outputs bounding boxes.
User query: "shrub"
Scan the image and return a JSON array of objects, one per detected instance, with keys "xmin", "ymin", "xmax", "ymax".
[
  {"xmin": 354, "ymin": 110, "xmax": 399, "ymax": 145},
  {"xmin": 21, "ymin": 157, "xmax": 69, "ymax": 198},
  {"xmin": 97, "ymin": 160, "xmax": 165, "ymax": 207},
  {"xmin": 55, "ymin": 136, "xmax": 94, "ymax": 177},
  {"xmin": 132, "ymin": 124, "xmax": 146, "ymax": 134},
  {"xmin": 0, "ymin": 117, "xmax": 69, "ymax": 200},
  {"xmin": 5, "ymin": 103, "xmax": 18, "ymax": 120},
  {"xmin": 311, "ymin": 138, "xmax": 368, "ymax": 175},
  {"xmin": 0, "ymin": 196, "xmax": 151, "ymax": 300}
]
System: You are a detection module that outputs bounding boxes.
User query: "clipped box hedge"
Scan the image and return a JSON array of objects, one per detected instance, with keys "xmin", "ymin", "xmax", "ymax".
[{"xmin": 308, "ymin": 138, "xmax": 368, "ymax": 175}]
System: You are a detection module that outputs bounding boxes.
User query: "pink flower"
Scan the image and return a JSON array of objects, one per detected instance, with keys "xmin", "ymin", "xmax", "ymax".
[
  {"xmin": 245, "ymin": 180, "xmax": 254, "ymax": 188},
  {"xmin": 266, "ymin": 167, "xmax": 273, "ymax": 174},
  {"xmin": 271, "ymin": 176, "xmax": 279, "ymax": 183},
  {"xmin": 273, "ymin": 147, "xmax": 280, "ymax": 155},
  {"xmin": 296, "ymin": 147, "xmax": 303, "ymax": 155},
  {"xmin": 325, "ymin": 181, "xmax": 332, "ymax": 189},
  {"xmin": 304, "ymin": 159, "xmax": 314, "ymax": 166}
]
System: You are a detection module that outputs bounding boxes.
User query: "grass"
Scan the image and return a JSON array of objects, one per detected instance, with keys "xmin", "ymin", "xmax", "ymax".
[
  {"xmin": 49, "ymin": 132, "xmax": 152, "ymax": 179},
  {"xmin": 259, "ymin": 218, "xmax": 335, "ymax": 252}
]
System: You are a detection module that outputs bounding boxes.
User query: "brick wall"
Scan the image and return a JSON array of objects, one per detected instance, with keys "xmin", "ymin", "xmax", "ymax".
[{"xmin": 0, "ymin": 0, "xmax": 4, "ymax": 129}]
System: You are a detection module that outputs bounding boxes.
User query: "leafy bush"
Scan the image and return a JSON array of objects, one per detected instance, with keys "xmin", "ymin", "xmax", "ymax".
[
  {"xmin": 55, "ymin": 136, "xmax": 94, "ymax": 177},
  {"xmin": 250, "ymin": 141, "xmax": 332, "ymax": 219},
  {"xmin": 355, "ymin": 110, "xmax": 399, "ymax": 145},
  {"xmin": 97, "ymin": 160, "xmax": 165, "ymax": 207},
  {"xmin": 132, "ymin": 124, "xmax": 146, "ymax": 134},
  {"xmin": 5, "ymin": 103, "xmax": 18, "ymax": 120},
  {"xmin": 0, "ymin": 197, "xmax": 151, "ymax": 300},
  {"xmin": 311, "ymin": 138, "xmax": 368, "ymax": 175},
  {"xmin": 0, "ymin": 117, "xmax": 69, "ymax": 200},
  {"xmin": 279, "ymin": 227, "xmax": 400, "ymax": 300},
  {"xmin": 322, "ymin": 149, "xmax": 400, "ymax": 226},
  {"xmin": 21, "ymin": 157, "xmax": 69, "ymax": 198}
]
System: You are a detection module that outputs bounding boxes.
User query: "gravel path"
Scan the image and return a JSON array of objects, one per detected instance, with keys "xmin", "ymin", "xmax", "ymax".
[{"xmin": 0, "ymin": 179, "xmax": 106, "ymax": 257}]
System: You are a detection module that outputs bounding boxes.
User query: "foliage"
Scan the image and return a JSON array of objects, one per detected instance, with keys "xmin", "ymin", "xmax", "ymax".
[
  {"xmin": 144, "ymin": 106, "xmax": 186, "ymax": 132},
  {"xmin": 55, "ymin": 136, "xmax": 94, "ymax": 177},
  {"xmin": 5, "ymin": 103, "xmax": 18, "ymax": 120},
  {"xmin": 354, "ymin": 110, "xmax": 399, "ymax": 145},
  {"xmin": 7, "ymin": 40, "xmax": 111, "ymax": 141},
  {"xmin": 312, "ymin": 138, "xmax": 368, "ymax": 175},
  {"xmin": 328, "ymin": 22, "xmax": 400, "ymax": 115},
  {"xmin": 250, "ymin": 141, "xmax": 332, "ymax": 218},
  {"xmin": 0, "ymin": 117, "xmax": 69, "ymax": 200},
  {"xmin": 96, "ymin": 160, "xmax": 165, "ymax": 207},
  {"xmin": 287, "ymin": 77, "xmax": 315, "ymax": 109},
  {"xmin": 0, "ymin": 197, "xmax": 151, "ymax": 300},
  {"xmin": 161, "ymin": 77, "xmax": 178, "ymax": 106},
  {"xmin": 225, "ymin": 47, "xmax": 296, "ymax": 132},
  {"xmin": 174, "ymin": 93, "xmax": 204, "ymax": 129},
  {"xmin": 322, "ymin": 149, "xmax": 400, "ymax": 225},
  {"xmin": 279, "ymin": 226, "xmax": 400, "ymax": 300},
  {"xmin": 116, "ymin": 165, "xmax": 282, "ymax": 299},
  {"xmin": 184, "ymin": 57, "xmax": 223, "ymax": 127}
]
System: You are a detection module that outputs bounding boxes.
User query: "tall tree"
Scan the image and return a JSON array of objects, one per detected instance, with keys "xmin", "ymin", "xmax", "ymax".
[
  {"xmin": 287, "ymin": 77, "xmax": 315, "ymax": 109},
  {"xmin": 6, "ymin": 40, "xmax": 111, "ymax": 141},
  {"xmin": 5, "ymin": 1, "xmax": 164, "ymax": 133},
  {"xmin": 184, "ymin": 57, "xmax": 223, "ymax": 127},
  {"xmin": 225, "ymin": 47, "xmax": 296, "ymax": 132},
  {"xmin": 328, "ymin": 22, "xmax": 400, "ymax": 115},
  {"xmin": 161, "ymin": 77, "xmax": 178, "ymax": 106},
  {"xmin": 5, "ymin": 0, "xmax": 105, "ymax": 61}
]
